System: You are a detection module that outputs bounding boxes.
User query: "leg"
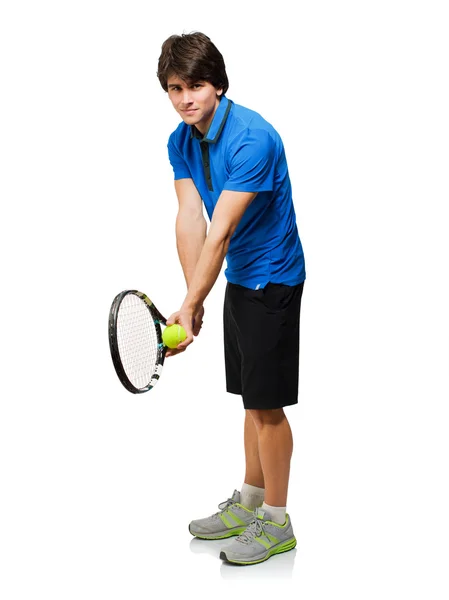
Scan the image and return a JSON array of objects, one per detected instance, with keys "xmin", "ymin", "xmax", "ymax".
[
  {"xmin": 243, "ymin": 409, "xmax": 264, "ymax": 488},
  {"xmin": 219, "ymin": 407, "xmax": 297, "ymax": 564},
  {"xmin": 248, "ymin": 408, "xmax": 293, "ymax": 507}
]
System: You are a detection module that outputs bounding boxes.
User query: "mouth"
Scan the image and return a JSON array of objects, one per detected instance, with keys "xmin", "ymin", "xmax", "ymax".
[{"xmin": 182, "ymin": 108, "xmax": 198, "ymax": 115}]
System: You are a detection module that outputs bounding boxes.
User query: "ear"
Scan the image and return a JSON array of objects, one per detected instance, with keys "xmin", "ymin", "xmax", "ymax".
[{"xmin": 216, "ymin": 88, "xmax": 223, "ymax": 97}]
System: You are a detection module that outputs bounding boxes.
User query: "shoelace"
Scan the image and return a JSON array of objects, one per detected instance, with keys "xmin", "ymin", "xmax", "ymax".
[
  {"xmin": 236, "ymin": 517, "xmax": 265, "ymax": 544},
  {"xmin": 212, "ymin": 496, "xmax": 236, "ymax": 518}
]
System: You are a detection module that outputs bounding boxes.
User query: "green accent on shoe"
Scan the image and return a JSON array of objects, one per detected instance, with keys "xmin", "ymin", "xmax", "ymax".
[
  {"xmin": 223, "ymin": 537, "xmax": 297, "ymax": 565},
  {"xmin": 192, "ymin": 526, "xmax": 247, "ymax": 540},
  {"xmin": 219, "ymin": 512, "xmax": 233, "ymax": 528},
  {"xmin": 226, "ymin": 508, "xmax": 247, "ymax": 526},
  {"xmin": 255, "ymin": 536, "xmax": 271, "ymax": 549}
]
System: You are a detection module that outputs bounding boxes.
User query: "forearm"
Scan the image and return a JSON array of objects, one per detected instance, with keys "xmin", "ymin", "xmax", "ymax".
[
  {"xmin": 181, "ymin": 233, "xmax": 230, "ymax": 315},
  {"xmin": 176, "ymin": 211, "xmax": 207, "ymax": 287}
]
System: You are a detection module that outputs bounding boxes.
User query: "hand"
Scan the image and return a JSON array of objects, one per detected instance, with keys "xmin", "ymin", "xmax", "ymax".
[{"xmin": 165, "ymin": 308, "xmax": 194, "ymax": 357}]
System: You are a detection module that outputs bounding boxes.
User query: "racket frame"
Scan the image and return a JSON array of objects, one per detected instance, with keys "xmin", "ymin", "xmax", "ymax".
[{"xmin": 109, "ymin": 290, "xmax": 167, "ymax": 394}]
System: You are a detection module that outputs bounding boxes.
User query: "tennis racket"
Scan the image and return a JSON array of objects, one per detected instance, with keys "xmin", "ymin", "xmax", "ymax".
[{"xmin": 108, "ymin": 290, "xmax": 168, "ymax": 394}]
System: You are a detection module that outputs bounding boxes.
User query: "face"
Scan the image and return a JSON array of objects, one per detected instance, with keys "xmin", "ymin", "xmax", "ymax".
[{"xmin": 167, "ymin": 76, "xmax": 223, "ymax": 135}]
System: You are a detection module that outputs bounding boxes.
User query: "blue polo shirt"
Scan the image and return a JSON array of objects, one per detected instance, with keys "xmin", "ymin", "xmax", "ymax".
[{"xmin": 167, "ymin": 95, "xmax": 306, "ymax": 289}]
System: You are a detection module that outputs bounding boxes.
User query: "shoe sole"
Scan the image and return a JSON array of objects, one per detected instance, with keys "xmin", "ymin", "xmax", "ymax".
[
  {"xmin": 219, "ymin": 536, "xmax": 297, "ymax": 565},
  {"xmin": 188, "ymin": 525, "xmax": 248, "ymax": 540}
]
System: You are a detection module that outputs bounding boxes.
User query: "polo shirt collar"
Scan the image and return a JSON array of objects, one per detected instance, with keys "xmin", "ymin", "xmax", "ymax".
[{"xmin": 190, "ymin": 95, "xmax": 232, "ymax": 143}]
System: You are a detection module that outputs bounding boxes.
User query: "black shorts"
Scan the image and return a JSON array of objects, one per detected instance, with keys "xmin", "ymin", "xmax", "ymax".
[{"xmin": 223, "ymin": 281, "xmax": 304, "ymax": 410}]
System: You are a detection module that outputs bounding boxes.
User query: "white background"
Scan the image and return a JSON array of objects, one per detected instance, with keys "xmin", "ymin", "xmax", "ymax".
[{"xmin": 1, "ymin": 1, "xmax": 448, "ymax": 598}]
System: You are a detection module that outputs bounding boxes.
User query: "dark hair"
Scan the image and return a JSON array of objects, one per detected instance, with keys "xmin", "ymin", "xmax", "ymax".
[{"xmin": 157, "ymin": 32, "xmax": 229, "ymax": 94}]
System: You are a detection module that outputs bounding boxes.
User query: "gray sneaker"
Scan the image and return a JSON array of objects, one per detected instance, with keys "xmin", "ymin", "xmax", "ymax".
[
  {"xmin": 189, "ymin": 490, "xmax": 255, "ymax": 540},
  {"xmin": 219, "ymin": 507, "xmax": 297, "ymax": 565}
]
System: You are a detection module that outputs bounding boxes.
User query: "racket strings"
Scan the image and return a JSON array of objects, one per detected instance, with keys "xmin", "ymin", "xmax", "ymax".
[{"xmin": 116, "ymin": 294, "xmax": 159, "ymax": 390}]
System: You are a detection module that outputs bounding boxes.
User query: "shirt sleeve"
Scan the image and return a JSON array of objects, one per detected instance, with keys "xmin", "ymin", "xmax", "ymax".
[
  {"xmin": 223, "ymin": 129, "xmax": 276, "ymax": 193},
  {"xmin": 168, "ymin": 133, "xmax": 191, "ymax": 180}
]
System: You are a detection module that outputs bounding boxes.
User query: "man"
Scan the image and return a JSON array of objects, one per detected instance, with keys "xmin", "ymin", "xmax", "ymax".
[{"xmin": 157, "ymin": 32, "xmax": 306, "ymax": 565}]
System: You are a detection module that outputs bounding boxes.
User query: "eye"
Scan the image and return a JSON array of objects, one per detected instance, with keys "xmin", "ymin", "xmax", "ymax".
[{"xmin": 192, "ymin": 83, "xmax": 203, "ymax": 89}]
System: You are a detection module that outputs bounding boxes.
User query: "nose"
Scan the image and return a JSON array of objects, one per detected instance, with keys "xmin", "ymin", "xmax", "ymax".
[{"xmin": 181, "ymin": 89, "xmax": 193, "ymax": 105}]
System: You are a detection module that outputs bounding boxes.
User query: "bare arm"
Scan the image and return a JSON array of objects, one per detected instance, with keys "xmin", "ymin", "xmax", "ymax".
[
  {"xmin": 174, "ymin": 178, "xmax": 207, "ymax": 287},
  {"xmin": 183, "ymin": 189, "xmax": 257, "ymax": 313},
  {"xmin": 167, "ymin": 190, "xmax": 257, "ymax": 347},
  {"xmin": 165, "ymin": 178, "xmax": 207, "ymax": 356}
]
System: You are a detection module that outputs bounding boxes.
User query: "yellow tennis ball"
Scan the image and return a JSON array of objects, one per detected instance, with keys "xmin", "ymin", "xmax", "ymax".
[{"xmin": 162, "ymin": 324, "xmax": 187, "ymax": 349}]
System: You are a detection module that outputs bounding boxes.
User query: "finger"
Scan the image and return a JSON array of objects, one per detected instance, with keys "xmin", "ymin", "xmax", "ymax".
[
  {"xmin": 192, "ymin": 321, "xmax": 202, "ymax": 336},
  {"xmin": 166, "ymin": 311, "xmax": 181, "ymax": 327},
  {"xmin": 177, "ymin": 331, "xmax": 194, "ymax": 350},
  {"xmin": 165, "ymin": 347, "xmax": 185, "ymax": 358}
]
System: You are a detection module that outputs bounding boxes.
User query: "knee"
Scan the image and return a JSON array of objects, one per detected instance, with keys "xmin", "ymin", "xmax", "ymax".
[{"xmin": 248, "ymin": 408, "xmax": 285, "ymax": 430}]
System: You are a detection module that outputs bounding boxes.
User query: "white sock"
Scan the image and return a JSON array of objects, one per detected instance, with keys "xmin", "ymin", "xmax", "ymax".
[
  {"xmin": 240, "ymin": 483, "xmax": 264, "ymax": 510},
  {"xmin": 262, "ymin": 502, "xmax": 286, "ymax": 525}
]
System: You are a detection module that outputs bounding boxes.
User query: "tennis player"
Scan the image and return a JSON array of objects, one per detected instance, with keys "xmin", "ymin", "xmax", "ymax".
[{"xmin": 157, "ymin": 32, "xmax": 306, "ymax": 565}]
